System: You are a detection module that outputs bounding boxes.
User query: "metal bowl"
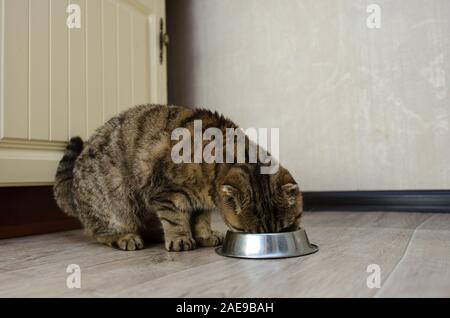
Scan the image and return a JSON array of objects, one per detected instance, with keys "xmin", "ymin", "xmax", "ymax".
[{"xmin": 215, "ymin": 228, "xmax": 318, "ymax": 259}]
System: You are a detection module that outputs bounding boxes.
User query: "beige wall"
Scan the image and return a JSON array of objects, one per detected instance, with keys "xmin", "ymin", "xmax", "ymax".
[{"xmin": 167, "ymin": 0, "xmax": 450, "ymax": 191}]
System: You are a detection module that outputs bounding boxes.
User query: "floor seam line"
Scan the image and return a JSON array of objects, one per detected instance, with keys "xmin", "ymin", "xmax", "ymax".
[{"xmin": 374, "ymin": 214, "xmax": 435, "ymax": 297}]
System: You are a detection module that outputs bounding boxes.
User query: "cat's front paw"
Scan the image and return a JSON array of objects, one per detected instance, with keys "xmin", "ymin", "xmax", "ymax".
[
  {"xmin": 195, "ymin": 230, "xmax": 224, "ymax": 247},
  {"xmin": 165, "ymin": 236, "xmax": 197, "ymax": 252}
]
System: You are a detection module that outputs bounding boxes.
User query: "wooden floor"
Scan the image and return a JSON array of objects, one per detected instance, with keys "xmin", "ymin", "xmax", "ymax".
[{"xmin": 1, "ymin": 211, "xmax": 450, "ymax": 297}]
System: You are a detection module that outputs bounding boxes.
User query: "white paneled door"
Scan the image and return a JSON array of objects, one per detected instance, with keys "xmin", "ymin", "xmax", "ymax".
[{"xmin": 0, "ymin": 0, "xmax": 167, "ymax": 185}]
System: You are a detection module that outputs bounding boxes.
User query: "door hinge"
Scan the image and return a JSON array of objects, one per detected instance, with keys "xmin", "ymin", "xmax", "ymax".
[{"xmin": 159, "ymin": 18, "xmax": 169, "ymax": 65}]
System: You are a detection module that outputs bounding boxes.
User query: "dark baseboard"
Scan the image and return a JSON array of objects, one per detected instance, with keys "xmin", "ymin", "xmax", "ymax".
[
  {"xmin": 0, "ymin": 186, "xmax": 81, "ymax": 239},
  {"xmin": 1, "ymin": 187, "xmax": 449, "ymax": 240},
  {"xmin": 303, "ymin": 190, "xmax": 450, "ymax": 213}
]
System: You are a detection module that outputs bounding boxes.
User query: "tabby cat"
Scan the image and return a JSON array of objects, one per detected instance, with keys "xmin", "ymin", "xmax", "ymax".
[{"xmin": 54, "ymin": 105, "xmax": 302, "ymax": 251}]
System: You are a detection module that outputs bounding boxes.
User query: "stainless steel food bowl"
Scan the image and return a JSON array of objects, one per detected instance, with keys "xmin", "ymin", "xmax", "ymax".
[{"xmin": 215, "ymin": 228, "xmax": 318, "ymax": 259}]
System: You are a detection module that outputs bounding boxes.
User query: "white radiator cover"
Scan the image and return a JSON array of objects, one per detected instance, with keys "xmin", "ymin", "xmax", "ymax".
[{"xmin": 0, "ymin": 0, "xmax": 167, "ymax": 186}]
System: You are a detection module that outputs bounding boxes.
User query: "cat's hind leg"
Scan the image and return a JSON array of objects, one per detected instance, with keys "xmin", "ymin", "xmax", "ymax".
[
  {"xmin": 96, "ymin": 233, "xmax": 144, "ymax": 251},
  {"xmin": 74, "ymin": 178, "xmax": 144, "ymax": 251},
  {"xmin": 79, "ymin": 207, "xmax": 145, "ymax": 251}
]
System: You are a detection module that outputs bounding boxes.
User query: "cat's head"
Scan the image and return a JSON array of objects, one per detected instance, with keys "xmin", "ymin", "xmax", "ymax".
[{"xmin": 218, "ymin": 165, "xmax": 302, "ymax": 233}]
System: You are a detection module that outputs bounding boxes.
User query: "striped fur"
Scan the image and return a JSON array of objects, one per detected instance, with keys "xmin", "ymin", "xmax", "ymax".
[{"xmin": 53, "ymin": 105, "xmax": 302, "ymax": 251}]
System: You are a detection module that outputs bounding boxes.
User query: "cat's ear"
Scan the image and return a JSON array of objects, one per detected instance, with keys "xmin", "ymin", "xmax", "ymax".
[
  {"xmin": 221, "ymin": 184, "xmax": 238, "ymax": 197},
  {"xmin": 278, "ymin": 166, "xmax": 296, "ymax": 185},
  {"xmin": 220, "ymin": 168, "xmax": 250, "ymax": 215},
  {"xmin": 220, "ymin": 185, "xmax": 242, "ymax": 214},
  {"xmin": 277, "ymin": 167, "xmax": 300, "ymax": 206},
  {"xmin": 281, "ymin": 183, "xmax": 300, "ymax": 206}
]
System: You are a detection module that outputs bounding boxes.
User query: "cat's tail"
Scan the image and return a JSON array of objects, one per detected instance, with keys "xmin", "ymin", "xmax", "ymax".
[{"xmin": 53, "ymin": 136, "xmax": 84, "ymax": 217}]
